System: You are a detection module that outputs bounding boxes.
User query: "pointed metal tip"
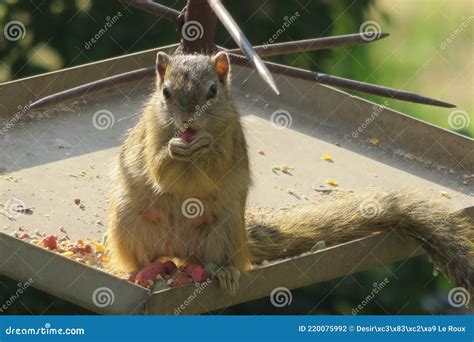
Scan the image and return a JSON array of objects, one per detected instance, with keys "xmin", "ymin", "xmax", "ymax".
[
  {"xmin": 442, "ymin": 102, "xmax": 457, "ymax": 109},
  {"xmin": 420, "ymin": 96, "xmax": 456, "ymax": 108},
  {"xmin": 253, "ymin": 57, "xmax": 280, "ymax": 95},
  {"xmin": 360, "ymin": 32, "xmax": 390, "ymax": 42},
  {"xmin": 270, "ymin": 83, "xmax": 281, "ymax": 96},
  {"xmin": 409, "ymin": 98, "xmax": 456, "ymax": 108},
  {"xmin": 258, "ymin": 65, "xmax": 281, "ymax": 95},
  {"xmin": 262, "ymin": 66, "xmax": 280, "ymax": 95},
  {"xmin": 254, "ymin": 60, "xmax": 281, "ymax": 95}
]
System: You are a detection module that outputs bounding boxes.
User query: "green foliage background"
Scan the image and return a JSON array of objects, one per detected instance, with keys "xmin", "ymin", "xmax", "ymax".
[{"xmin": 0, "ymin": 0, "xmax": 471, "ymax": 315}]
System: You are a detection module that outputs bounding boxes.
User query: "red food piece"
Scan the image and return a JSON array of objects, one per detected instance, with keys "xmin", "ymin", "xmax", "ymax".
[
  {"xmin": 163, "ymin": 260, "xmax": 177, "ymax": 275},
  {"xmin": 172, "ymin": 273, "xmax": 193, "ymax": 287},
  {"xmin": 70, "ymin": 245, "xmax": 85, "ymax": 254},
  {"xmin": 42, "ymin": 235, "xmax": 57, "ymax": 250},
  {"xmin": 180, "ymin": 128, "xmax": 196, "ymax": 142},
  {"xmin": 191, "ymin": 266, "xmax": 211, "ymax": 283},
  {"xmin": 20, "ymin": 233, "xmax": 30, "ymax": 239},
  {"xmin": 136, "ymin": 261, "xmax": 166, "ymax": 286},
  {"xmin": 184, "ymin": 263, "xmax": 200, "ymax": 277},
  {"xmin": 84, "ymin": 244, "xmax": 92, "ymax": 254}
]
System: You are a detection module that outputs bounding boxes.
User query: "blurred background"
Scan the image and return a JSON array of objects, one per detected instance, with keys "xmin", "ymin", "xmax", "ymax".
[{"xmin": 0, "ymin": 0, "xmax": 472, "ymax": 315}]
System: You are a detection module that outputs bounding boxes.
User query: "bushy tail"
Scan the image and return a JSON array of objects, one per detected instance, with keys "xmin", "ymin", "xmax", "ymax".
[{"xmin": 247, "ymin": 191, "xmax": 473, "ymax": 292}]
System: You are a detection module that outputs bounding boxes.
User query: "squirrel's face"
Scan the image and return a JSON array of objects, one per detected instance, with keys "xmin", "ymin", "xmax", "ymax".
[{"xmin": 154, "ymin": 52, "xmax": 233, "ymax": 135}]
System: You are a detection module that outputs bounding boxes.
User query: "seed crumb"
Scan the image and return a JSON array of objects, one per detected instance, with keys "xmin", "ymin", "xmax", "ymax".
[{"xmin": 369, "ymin": 138, "xmax": 380, "ymax": 146}]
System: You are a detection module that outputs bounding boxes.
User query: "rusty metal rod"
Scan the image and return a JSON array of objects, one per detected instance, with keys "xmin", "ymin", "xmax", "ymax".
[
  {"xmin": 29, "ymin": 51, "xmax": 455, "ymax": 110},
  {"xmin": 119, "ymin": 0, "xmax": 179, "ymax": 23},
  {"xmin": 114, "ymin": 1, "xmax": 453, "ymax": 106},
  {"xmin": 229, "ymin": 33, "xmax": 390, "ymax": 57},
  {"xmin": 30, "ymin": 67, "xmax": 155, "ymax": 110},
  {"xmin": 229, "ymin": 54, "xmax": 455, "ymax": 108},
  {"xmin": 178, "ymin": 0, "xmax": 218, "ymax": 54}
]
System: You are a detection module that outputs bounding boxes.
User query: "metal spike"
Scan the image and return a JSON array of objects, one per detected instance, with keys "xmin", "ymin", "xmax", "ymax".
[
  {"xmin": 119, "ymin": 0, "xmax": 179, "ymax": 22},
  {"xmin": 229, "ymin": 33, "xmax": 390, "ymax": 57},
  {"xmin": 208, "ymin": 0, "xmax": 280, "ymax": 95},
  {"xmin": 229, "ymin": 54, "xmax": 456, "ymax": 108},
  {"xmin": 29, "ymin": 53, "xmax": 455, "ymax": 111},
  {"xmin": 30, "ymin": 67, "xmax": 155, "ymax": 110}
]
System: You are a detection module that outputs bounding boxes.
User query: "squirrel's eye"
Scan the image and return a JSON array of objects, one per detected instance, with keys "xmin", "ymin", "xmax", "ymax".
[
  {"xmin": 207, "ymin": 84, "xmax": 217, "ymax": 99},
  {"xmin": 163, "ymin": 87, "xmax": 171, "ymax": 100}
]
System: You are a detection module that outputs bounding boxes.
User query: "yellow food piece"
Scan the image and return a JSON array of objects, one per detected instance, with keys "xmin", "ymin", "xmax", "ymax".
[
  {"xmin": 61, "ymin": 251, "xmax": 74, "ymax": 258},
  {"xmin": 321, "ymin": 153, "xmax": 332, "ymax": 161},
  {"xmin": 326, "ymin": 179, "xmax": 338, "ymax": 186},
  {"xmin": 94, "ymin": 242, "xmax": 106, "ymax": 254}
]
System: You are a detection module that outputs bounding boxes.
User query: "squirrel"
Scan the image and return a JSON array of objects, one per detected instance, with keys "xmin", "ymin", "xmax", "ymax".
[{"xmin": 107, "ymin": 51, "xmax": 473, "ymax": 296}]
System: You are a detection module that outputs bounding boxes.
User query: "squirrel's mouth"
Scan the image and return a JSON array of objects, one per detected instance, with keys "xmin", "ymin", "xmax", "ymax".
[{"xmin": 179, "ymin": 127, "xmax": 197, "ymax": 142}]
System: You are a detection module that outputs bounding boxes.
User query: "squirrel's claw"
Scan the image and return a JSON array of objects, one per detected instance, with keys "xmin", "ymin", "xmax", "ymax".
[
  {"xmin": 168, "ymin": 133, "xmax": 212, "ymax": 160},
  {"xmin": 217, "ymin": 265, "xmax": 241, "ymax": 296}
]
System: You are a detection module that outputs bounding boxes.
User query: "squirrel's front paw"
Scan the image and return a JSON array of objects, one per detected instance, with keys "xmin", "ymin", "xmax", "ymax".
[
  {"xmin": 217, "ymin": 265, "xmax": 241, "ymax": 296},
  {"xmin": 168, "ymin": 132, "xmax": 212, "ymax": 160}
]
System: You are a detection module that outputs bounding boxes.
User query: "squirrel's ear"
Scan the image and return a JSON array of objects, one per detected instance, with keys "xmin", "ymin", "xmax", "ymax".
[
  {"xmin": 212, "ymin": 52, "xmax": 230, "ymax": 82},
  {"xmin": 156, "ymin": 52, "xmax": 170, "ymax": 84}
]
